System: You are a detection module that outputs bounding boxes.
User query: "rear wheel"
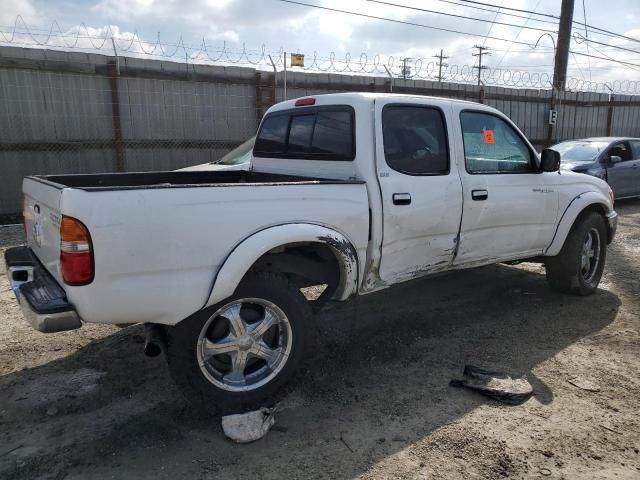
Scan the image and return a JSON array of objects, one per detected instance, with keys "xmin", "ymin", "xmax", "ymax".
[
  {"xmin": 545, "ymin": 211, "xmax": 607, "ymax": 296},
  {"xmin": 166, "ymin": 272, "xmax": 311, "ymax": 414}
]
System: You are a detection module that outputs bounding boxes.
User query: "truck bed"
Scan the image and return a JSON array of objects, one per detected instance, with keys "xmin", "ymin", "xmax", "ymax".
[
  {"xmin": 32, "ymin": 170, "xmax": 358, "ymax": 190},
  {"xmin": 22, "ymin": 171, "xmax": 370, "ymax": 327}
]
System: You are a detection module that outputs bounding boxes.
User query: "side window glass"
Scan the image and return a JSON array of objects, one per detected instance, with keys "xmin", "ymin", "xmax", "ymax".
[
  {"xmin": 382, "ymin": 106, "xmax": 449, "ymax": 175},
  {"xmin": 460, "ymin": 111, "xmax": 533, "ymax": 173},
  {"xmin": 631, "ymin": 141, "xmax": 640, "ymax": 160},
  {"xmin": 608, "ymin": 142, "xmax": 632, "ymax": 161},
  {"xmin": 254, "ymin": 114, "xmax": 289, "ymax": 155},
  {"xmin": 288, "ymin": 115, "xmax": 315, "ymax": 154},
  {"xmin": 311, "ymin": 111, "xmax": 353, "ymax": 159}
]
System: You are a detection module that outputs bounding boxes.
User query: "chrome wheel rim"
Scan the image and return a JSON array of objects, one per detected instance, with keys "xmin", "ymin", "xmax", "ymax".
[
  {"xmin": 581, "ymin": 228, "xmax": 601, "ymax": 283},
  {"xmin": 196, "ymin": 298, "xmax": 292, "ymax": 392}
]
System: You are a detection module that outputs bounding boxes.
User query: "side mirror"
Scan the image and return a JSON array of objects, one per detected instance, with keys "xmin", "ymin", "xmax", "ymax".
[
  {"xmin": 540, "ymin": 149, "xmax": 561, "ymax": 172},
  {"xmin": 609, "ymin": 155, "xmax": 622, "ymax": 165}
]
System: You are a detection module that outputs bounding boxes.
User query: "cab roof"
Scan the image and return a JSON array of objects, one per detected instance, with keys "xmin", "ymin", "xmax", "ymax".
[{"xmin": 268, "ymin": 92, "xmax": 490, "ymax": 113}]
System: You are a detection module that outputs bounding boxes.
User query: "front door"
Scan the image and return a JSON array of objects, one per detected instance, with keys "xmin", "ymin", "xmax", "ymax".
[
  {"xmin": 453, "ymin": 109, "xmax": 558, "ymax": 265},
  {"xmin": 607, "ymin": 141, "xmax": 637, "ymax": 198},
  {"xmin": 375, "ymin": 99, "xmax": 463, "ymax": 284}
]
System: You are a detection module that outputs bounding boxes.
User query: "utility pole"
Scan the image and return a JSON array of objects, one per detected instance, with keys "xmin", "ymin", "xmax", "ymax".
[
  {"xmin": 553, "ymin": 0, "xmax": 575, "ymax": 91},
  {"xmin": 433, "ymin": 49, "xmax": 448, "ymax": 82},
  {"xmin": 472, "ymin": 45, "xmax": 490, "ymax": 86}
]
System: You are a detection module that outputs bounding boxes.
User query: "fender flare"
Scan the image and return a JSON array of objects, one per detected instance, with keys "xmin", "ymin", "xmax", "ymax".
[
  {"xmin": 544, "ymin": 191, "xmax": 611, "ymax": 256},
  {"xmin": 205, "ymin": 224, "xmax": 360, "ymax": 307}
]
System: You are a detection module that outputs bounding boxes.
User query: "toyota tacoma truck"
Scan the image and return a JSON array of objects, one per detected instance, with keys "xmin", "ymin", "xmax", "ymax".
[{"xmin": 5, "ymin": 93, "xmax": 618, "ymax": 413}]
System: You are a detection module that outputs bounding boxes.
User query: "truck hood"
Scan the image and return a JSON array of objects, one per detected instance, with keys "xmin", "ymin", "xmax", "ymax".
[{"xmin": 560, "ymin": 170, "xmax": 614, "ymax": 207}]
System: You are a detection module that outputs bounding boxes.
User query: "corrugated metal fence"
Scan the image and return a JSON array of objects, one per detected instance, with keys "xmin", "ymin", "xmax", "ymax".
[{"xmin": 1, "ymin": 45, "xmax": 639, "ymax": 215}]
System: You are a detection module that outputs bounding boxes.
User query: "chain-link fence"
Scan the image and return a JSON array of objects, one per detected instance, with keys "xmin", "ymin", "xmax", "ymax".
[{"xmin": 2, "ymin": 44, "xmax": 640, "ymax": 217}]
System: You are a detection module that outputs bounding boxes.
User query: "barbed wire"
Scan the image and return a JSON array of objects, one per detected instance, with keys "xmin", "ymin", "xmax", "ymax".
[{"xmin": 1, "ymin": 15, "xmax": 639, "ymax": 94}]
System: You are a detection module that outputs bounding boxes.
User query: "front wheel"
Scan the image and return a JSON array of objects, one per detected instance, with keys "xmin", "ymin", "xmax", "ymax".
[
  {"xmin": 166, "ymin": 272, "xmax": 311, "ymax": 414},
  {"xmin": 545, "ymin": 211, "xmax": 607, "ymax": 296}
]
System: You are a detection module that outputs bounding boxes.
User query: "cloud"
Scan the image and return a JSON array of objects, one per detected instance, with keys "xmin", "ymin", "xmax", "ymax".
[
  {"xmin": 2, "ymin": 0, "xmax": 639, "ymax": 87},
  {"xmin": 0, "ymin": 0, "xmax": 37, "ymax": 25}
]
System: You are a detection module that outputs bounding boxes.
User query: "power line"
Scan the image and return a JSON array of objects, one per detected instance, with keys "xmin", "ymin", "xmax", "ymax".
[
  {"xmin": 581, "ymin": 0, "xmax": 592, "ymax": 81},
  {"xmin": 481, "ymin": 0, "xmax": 504, "ymax": 48},
  {"xmin": 458, "ymin": 0, "xmax": 640, "ymax": 45},
  {"xmin": 434, "ymin": 0, "xmax": 559, "ymax": 26},
  {"xmin": 575, "ymin": 33, "xmax": 640, "ymax": 56},
  {"xmin": 364, "ymin": 0, "xmax": 556, "ymax": 34},
  {"xmin": 495, "ymin": 0, "xmax": 543, "ymax": 70},
  {"xmin": 370, "ymin": 0, "xmax": 640, "ymax": 49},
  {"xmin": 276, "ymin": 0, "xmax": 539, "ymax": 47},
  {"xmin": 569, "ymin": 50, "xmax": 640, "ymax": 70},
  {"xmin": 458, "ymin": 0, "xmax": 559, "ymax": 20}
]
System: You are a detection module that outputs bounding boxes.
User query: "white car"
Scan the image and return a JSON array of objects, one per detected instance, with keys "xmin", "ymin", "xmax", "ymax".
[
  {"xmin": 5, "ymin": 93, "xmax": 617, "ymax": 414},
  {"xmin": 178, "ymin": 137, "xmax": 254, "ymax": 172}
]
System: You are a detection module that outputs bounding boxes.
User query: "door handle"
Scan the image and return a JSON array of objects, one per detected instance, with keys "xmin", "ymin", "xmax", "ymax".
[
  {"xmin": 392, "ymin": 193, "xmax": 412, "ymax": 205},
  {"xmin": 471, "ymin": 189, "xmax": 488, "ymax": 201}
]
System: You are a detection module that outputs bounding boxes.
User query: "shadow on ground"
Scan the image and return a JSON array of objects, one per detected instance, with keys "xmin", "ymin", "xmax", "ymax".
[{"xmin": 0, "ymin": 258, "xmax": 623, "ymax": 479}]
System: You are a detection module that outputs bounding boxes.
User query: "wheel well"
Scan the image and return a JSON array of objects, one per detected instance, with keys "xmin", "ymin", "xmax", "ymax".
[
  {"xmin": 245, "ymin": 242, "xmax": 342, "ymax": 302},
  {"xmin": 577, "ymin": 203, "xmax": 612, "ymax": 242}
]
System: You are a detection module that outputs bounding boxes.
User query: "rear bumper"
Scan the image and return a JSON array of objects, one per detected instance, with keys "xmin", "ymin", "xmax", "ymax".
[
  {"xmin": 4, "ymin": 246, "xmax": 82, "ymax": 333},
  {"xmin": 606, "ymin": 211, "xmax": 618, "ymax": 244}
]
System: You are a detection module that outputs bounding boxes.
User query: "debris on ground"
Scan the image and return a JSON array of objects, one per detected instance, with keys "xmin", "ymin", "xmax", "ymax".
[
  {"xmin": 221, "ymin": 408, "xmax": 275, "ymax": 443},
  {"xmin": 450, "ymin": 365, "xmax": 534, "ymax": 405},
  {"xmin": 567, "ymin": 376, "xmax": 601, "ymax": 392}
]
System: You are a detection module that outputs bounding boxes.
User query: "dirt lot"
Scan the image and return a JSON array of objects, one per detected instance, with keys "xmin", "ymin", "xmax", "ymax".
[{"xmin": 1, "ymin": 202, "xmax": 639, "ymax": 480}]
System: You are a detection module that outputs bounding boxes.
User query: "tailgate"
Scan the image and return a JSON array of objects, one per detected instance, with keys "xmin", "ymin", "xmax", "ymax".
[{"xmin": 22, "ymin": 178, "xmax": 63, "ymax": 284}]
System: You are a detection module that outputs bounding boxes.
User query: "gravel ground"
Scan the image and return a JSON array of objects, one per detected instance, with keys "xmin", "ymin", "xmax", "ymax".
[
  {"xmin": 0, "ymin": 225, "xmax": 23, "ymax": 249},
  {"xmin": 0, "ymin": 201, "xmax": 639, "ymax": 480}
]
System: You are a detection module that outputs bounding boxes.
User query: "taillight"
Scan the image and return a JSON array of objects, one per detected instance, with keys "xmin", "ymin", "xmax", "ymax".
[{"xmin": 60, "ymin": 216, "xmax": 94, "ymax": 285}]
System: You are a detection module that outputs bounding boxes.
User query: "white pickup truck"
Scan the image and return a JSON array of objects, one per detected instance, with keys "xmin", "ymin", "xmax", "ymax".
[{"xmin": 5, "ymin": 93, "xmax": 618, "ymax": 413}]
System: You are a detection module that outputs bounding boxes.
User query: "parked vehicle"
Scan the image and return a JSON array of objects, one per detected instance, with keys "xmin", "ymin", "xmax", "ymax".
[
  {"xmin": 553, "ymin": 137, "xmax": 640, "ymax": 199},
  {"xmin": 5, "ymin": 93, "xmax": 618, "ymax": 414},
  {"xmin": 179, "ymin": 137, "xmax": 254, "ymax": 172}
]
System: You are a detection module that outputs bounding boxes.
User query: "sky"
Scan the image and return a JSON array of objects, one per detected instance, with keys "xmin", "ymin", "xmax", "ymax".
[{"xmin": 1, "ymin": 0, "xmax": 639, "ymax": 88}]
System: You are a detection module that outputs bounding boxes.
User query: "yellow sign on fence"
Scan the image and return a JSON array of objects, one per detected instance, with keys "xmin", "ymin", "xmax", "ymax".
[{"xmin": 290, "ymin": 53, "xmax": 305, "ymax": 67}]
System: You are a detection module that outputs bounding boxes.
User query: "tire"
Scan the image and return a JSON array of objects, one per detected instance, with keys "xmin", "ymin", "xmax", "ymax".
[
  {"xmin": 166, "ymin": 271, "xmax": 311, "ymax": 415},
  {"xmin": 545, "ymin": 211, "xmax": 607, "ymax": 296}
]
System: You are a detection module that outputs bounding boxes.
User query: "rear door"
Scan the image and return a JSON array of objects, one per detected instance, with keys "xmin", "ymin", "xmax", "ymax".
[
  {"xmin": 452, "ymin": 109, "xmax": 558, "ymax": 265},
  {"xmin": 375, "ymin": 98, "xmax": 463, "ymax": 284},
  {"xmin": 606, "ymin": 141, "xmax": 636, "ymax": 198}
]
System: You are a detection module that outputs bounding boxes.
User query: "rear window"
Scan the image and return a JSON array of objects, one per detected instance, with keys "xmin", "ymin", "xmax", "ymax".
[
  {"xmin": 254, "ymin": 115, "xmax": 288, "ymax": 154},
  {"xmin": 254, "ymin": 106, "xmax": 355, "ymax": 160}
]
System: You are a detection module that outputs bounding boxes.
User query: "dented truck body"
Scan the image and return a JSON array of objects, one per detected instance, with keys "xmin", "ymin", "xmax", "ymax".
[{"xmin": 8, "ymin": 93, "xmax": 617, "ymax": 332}]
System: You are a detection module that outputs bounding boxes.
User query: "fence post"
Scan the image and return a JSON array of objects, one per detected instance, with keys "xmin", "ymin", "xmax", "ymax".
[
  {"xmin": 606, "ymin": 94, "xmax": 615, "ymax": 136},
  {"xmin": 107, "ymin": 61, "xmax": 125, "ymax": 172},
  {"xmin": 478, "ymin": 86, "xmax": 485, "ymax": 104},
  {"xmin": 546, "ymin": 88, "xmax": 556, "ymax": 147}
]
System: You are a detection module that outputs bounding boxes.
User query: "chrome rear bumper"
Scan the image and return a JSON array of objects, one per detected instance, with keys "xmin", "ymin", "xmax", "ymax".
[{"xmin": 4, "ymin": 246, "xmax": 81, "ymax": 333}]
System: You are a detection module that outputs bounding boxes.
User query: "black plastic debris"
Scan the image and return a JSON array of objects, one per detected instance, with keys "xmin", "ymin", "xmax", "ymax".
[{"xmin": 450, "ymin": 366, "xmax": 534, "ymax": 405}]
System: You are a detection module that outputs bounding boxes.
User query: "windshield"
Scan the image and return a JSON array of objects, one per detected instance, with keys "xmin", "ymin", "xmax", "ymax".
[
  {"xmin": 552, "ymin": 141, "xmax": 609, "ymax": 163},
  {"xmin": 215, "ymin": 137, "xmax": 255, "ymax": 165}
]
